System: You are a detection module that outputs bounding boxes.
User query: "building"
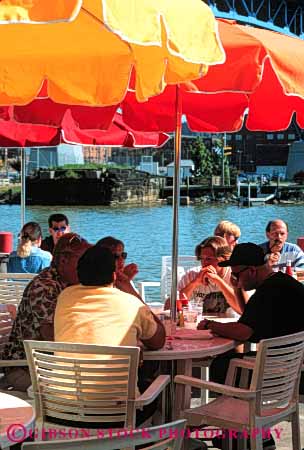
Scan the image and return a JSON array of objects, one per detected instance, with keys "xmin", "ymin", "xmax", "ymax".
[
  {"xmin": 27, "ymin": 144, "xmax": 84, "ymax": 174},
  {"xmin": 166, "ymin": 160, "xmax": 194, "ymax": 180}
]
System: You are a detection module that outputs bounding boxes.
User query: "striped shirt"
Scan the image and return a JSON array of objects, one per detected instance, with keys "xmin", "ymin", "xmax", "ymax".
[{"xmin": 259, "ymin": 241, "xmax": 304, "ymax": 270}]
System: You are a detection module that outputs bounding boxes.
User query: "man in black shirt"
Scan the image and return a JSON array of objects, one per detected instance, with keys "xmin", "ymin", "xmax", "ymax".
[
  {"xmin": 198, "ymin": 242, "xmax": 304, "ymax": 343},
  {"xmin": 197, "ymin": 243, "xmax": 304, "ymax": 450}
]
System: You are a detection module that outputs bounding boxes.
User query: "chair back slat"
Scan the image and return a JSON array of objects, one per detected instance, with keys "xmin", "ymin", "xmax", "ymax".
[
  {"xmin": 251, "ymin": 331, "xmax": 304, "ymax": 415},
  {"xmin": 24, "ymin": 340, "xmax": 140, "ymax": 428},
  {"xmin": 161, "ymin": 255, "xmax": 200, "ymax": 301},
  {"xmin": 22, "ymin": 419, "xmax": 187, "ymax": 450},
  {"xmin": 0, "ymin": 304, "xmax": 16, "ymax": 354},
  {"xmin": 0, "ymin": 273, "xmax": 35, "ymax": 307}
]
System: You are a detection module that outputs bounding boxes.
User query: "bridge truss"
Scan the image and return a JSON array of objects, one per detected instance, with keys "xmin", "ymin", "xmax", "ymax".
[{"xmin": 206, "ymin": 0, "xmax": 304, "ymax": 38}]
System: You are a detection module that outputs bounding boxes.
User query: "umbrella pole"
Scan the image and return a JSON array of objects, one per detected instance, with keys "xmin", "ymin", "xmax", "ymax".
[
  {"xmin": 20, "ymin": 147, "xmax": 26, "ymax": 227},
  {"xmin": 170, "ymin": 85, "xmax": 182, "ymax": 324}
]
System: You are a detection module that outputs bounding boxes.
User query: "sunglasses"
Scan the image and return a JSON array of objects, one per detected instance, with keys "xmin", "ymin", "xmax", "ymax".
[
  {"xmin": 114, "ymin": 252, "xmax": 127, "ymax": 260},
  {"xmin": 52, "ymin": 226, "xmax": 67, "ymax": 232},
  {"xmin": 231, "ymin": 266, "xmax": 249, "ymax": 282}
]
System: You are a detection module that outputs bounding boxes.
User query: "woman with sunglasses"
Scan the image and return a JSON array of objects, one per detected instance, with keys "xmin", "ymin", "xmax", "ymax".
[
  {"xmin": 96, "ymin": 236, "xmax": 141, "ymax": 299},
  {"xmin": 178, "ymin": 236, "xmax": 245, "ymax": 316},
  {"xmin": 8, "ymin": 221, "xmax": 52, "ymax": 274}
]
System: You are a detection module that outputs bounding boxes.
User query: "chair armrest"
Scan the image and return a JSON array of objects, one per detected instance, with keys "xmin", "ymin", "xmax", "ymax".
[
  {"xmin": 135, "ymin": 374, "xmax": 170, "ymax": 407},
  {"xmin": 174, "ymin": 375, "xmax": 257, "ymax": 400},
  {"xmin": 0, "ymin": 359, "xmax": 28, "ymax": 367},
  {"xmin": 225, "ymin": 357, "xmax": 255, "ymax": 386}
]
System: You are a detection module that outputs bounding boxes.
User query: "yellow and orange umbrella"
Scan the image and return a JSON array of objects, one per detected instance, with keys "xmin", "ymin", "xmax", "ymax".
[
  {"xmin": 0, "ymin": 0, "xmax": 224, "ymax": 105},
  {"xmin": 0, "ymin": 0, "xmax": 82, "ymax": 23},
  {"xmin": 0, "ymin": 0, "xmax": 225, "ymax": 319}
]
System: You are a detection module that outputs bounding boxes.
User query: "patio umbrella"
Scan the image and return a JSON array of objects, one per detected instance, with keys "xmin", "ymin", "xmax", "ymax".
[
  {"xmin": 0, "ymin": 0, "xmax": 224, "ymax": 105},
  {"xmin": 7, "ymin": 19, "xmax": 304, "ymax": 320},
  {"xmin": 0, "ymin": 0, "xmax": 82, "ymax": 23},
  {"xmin": 120, "ymin": 19, "xmax": 304, "ymax": 132},
  {"xmin": 0, "ymin": 112, "xmax": 170, "ymax": 147},
  {"xmin": 0, "ymin": 0, "xmax": 224, "ymax": 323}
]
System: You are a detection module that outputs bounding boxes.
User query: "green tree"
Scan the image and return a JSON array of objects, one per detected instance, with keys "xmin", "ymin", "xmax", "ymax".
[{"xmin": 189, "ymin": 137, "xmax": 214, "ymax": 177}]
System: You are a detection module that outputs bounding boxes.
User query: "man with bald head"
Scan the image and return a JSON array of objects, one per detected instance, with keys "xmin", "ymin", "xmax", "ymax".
[{"xmin": 259, "ymin": 219, "xmax": 304, "ymax": 270}]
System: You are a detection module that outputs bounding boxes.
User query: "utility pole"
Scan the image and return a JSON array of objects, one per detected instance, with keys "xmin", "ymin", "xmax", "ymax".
[{"xmin": 221, "ymin": 134, "xmax": 226, "ymax": 186}]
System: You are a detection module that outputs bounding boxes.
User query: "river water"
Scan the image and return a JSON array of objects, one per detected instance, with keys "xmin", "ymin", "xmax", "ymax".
[{"xmin": 1, "ymin": 203, "xmax": 303, "ymax": 283}]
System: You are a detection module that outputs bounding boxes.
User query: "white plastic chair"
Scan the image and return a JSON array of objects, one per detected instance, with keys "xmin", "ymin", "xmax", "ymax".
[
  {"xmin": 175, "ymin": 331, "xmax": 304, "ymax": 450},
  {"xmin": 0, "ymin": 303, "xmax": 29, "ymax": 399},
  {"xmin": 24, "ymin": 340, "xmax": 170, "ymax": 434},
  {"xmin": 0, "ymin": 273, "xmax": 35, "ymax": 307},
  {"xmin": 161, "ymin": 255, "xmax": 200, "ymax": 302},
  {"xmin": 22, "ymin": 419, "xmax": 187, "ymax": 450},
  {"xmin": 137, "ymin": 255, "xmax": 199, "ymax": 304}
]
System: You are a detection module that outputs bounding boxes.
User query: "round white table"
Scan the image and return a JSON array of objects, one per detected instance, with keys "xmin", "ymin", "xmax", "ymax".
[
  {"xmin": 0, "ymin": 392, "xmax": 35, "ymax": 449},
  {"xmin": 144, "ymin": 329, "xmax": 236, "ymax": 418}
]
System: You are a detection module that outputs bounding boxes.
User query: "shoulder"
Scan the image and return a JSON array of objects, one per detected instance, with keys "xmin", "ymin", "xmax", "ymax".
[
  {"xmin": 258, "ymin": 242, "xmax": 268, "ymax": 252},
  {"xmin": 31, "ymin": 247, "xmax": 52, "ymax": 259},
  {"xmin": 283, "ymin": 242, "xmax": 303, "ymax": 253},
  {"xmin": 9, "ymin": 251, "xmax": 18, "ymax": 258},
  {"xmin": 26, "ymin": 268, "xmax": 62, "ymax": 293}
]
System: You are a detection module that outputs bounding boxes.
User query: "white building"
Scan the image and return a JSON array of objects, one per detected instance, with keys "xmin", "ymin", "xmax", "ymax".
[
  {"xmin": 27, "ymin": 144, "xmax": 84, "ymax": 174},
  {"xmin": 166, "ymin": 160, "xmax": 194, "ymax": 180}
]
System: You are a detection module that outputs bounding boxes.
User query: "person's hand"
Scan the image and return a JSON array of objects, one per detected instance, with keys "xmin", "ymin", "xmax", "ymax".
[
  {"xmin": 115, "ymin": 270, "xmax": 133, "ymax": 291},
  {"xmin": 123, "ymin": 263, "xmax": 138, "ymax": 280},
  {"xmin": 197, "ymin": 319, "xmax": 209, "ymax": 330},
  {"xmin": 267, "ymin": 252, "xmax": 280, "ymax": 266},
  {"xmin": 198, "ymin": 266, "xmax": 217, "ymax": 285}
]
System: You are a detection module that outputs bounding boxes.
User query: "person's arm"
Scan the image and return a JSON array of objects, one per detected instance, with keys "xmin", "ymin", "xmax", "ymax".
[
  {"xmin": 203, "ymin": 269, "xmax": 244, "ymax": 315},
  {"xmin": 141, "ymin": 320, "xmax": 166, "ymax": 350},
  {"xmin": 198, "ymin": 319, "xmax": 253, "ymax": 341},
  {"xmin": 140, "ymin": 306, "xmax": 166, "ymax": 350},
  {"xmin": 179, "ymin": 270, "xmax": 205, "ymax": 299},
  {"xmin": 115, "ymin": 271, "xmax": 143, "ymax": 301},
  {"xmin": 294, "ymin": 248, "xmax": 304, "ymax": 269}
]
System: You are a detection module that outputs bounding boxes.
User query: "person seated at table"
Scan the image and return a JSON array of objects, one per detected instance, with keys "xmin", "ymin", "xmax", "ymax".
[
  {"xmin": 197, "ymin": 242, "xmax": 304, "ymax": 450},
  {"xmin": 54, "ymin": 245, "xmax": 165, "ymax": 424},
  {"xmin": 259, "ymin": 219, "xmax": 304, "ymax": 270},
  {"xmin": 96, "ymin": 235, "xmax": 141, "ymax": 300},
  {"xmin": 1, "ymin": 233, "xmax": 91, "ymax": 391},
  {"xmin": 214, "ymin": 220, "xmax": 241, "ymax": 249},
  {"xmin": 41, "ymin": 213, "xmax": 71, "ymax": 255},
  {"xmin": 177, "ymin": 236, "xmax": 248, "ymax": 316},
  {"xmin": 7, "ymin": 221, "xmax": 52, "ymax": 274}
]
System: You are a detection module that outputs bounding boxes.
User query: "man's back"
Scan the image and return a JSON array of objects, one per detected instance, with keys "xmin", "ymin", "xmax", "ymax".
[
  {"xmin": 55, "ymin": 285, "xmax": 157, "ymax": 347},
  {"xmin": 239, "ymin": 272, "xmax": 304, "ymax": 342}
]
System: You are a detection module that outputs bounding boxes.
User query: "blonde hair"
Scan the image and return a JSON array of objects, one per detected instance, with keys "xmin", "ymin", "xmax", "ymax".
[
  {"xmin": 214, "ymin": 220, "xmax": 241, "ymax": 239},
  {"xmin": 17, "ymin": 222, "xmax": 42, "ymax": 258},
  {"xmin": 195, "ymin": 236, "xmax": 232, "ymax": 261}
]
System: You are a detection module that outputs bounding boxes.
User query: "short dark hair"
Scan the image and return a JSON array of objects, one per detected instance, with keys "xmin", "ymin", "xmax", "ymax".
[
  {"xmin": 77, "ymin": 246, "xmax": 116, "ymax": 286},
  {"xmin": 48, "ymin": 214, "xmax": 69, "ymax": 228},
  {"xmin": 265, "ymin": 219, "xmax": 288, "ymax": 233}
]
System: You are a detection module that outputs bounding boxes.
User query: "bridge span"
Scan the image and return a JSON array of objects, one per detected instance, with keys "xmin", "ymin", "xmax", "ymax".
[{"xmin": 206, "ymin": 0, "xmax": 304, "ymax": 38}]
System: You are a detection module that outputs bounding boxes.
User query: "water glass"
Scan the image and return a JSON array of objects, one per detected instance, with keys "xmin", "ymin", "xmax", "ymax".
[{"xmin": 163, "ymin": 317, "xmax": 176, "ymax": 336}]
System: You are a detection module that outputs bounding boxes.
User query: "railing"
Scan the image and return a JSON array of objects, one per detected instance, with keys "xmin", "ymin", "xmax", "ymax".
[{"xmin": 206, "ymin": 0, "xmax": 304, "ymax": 38}]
